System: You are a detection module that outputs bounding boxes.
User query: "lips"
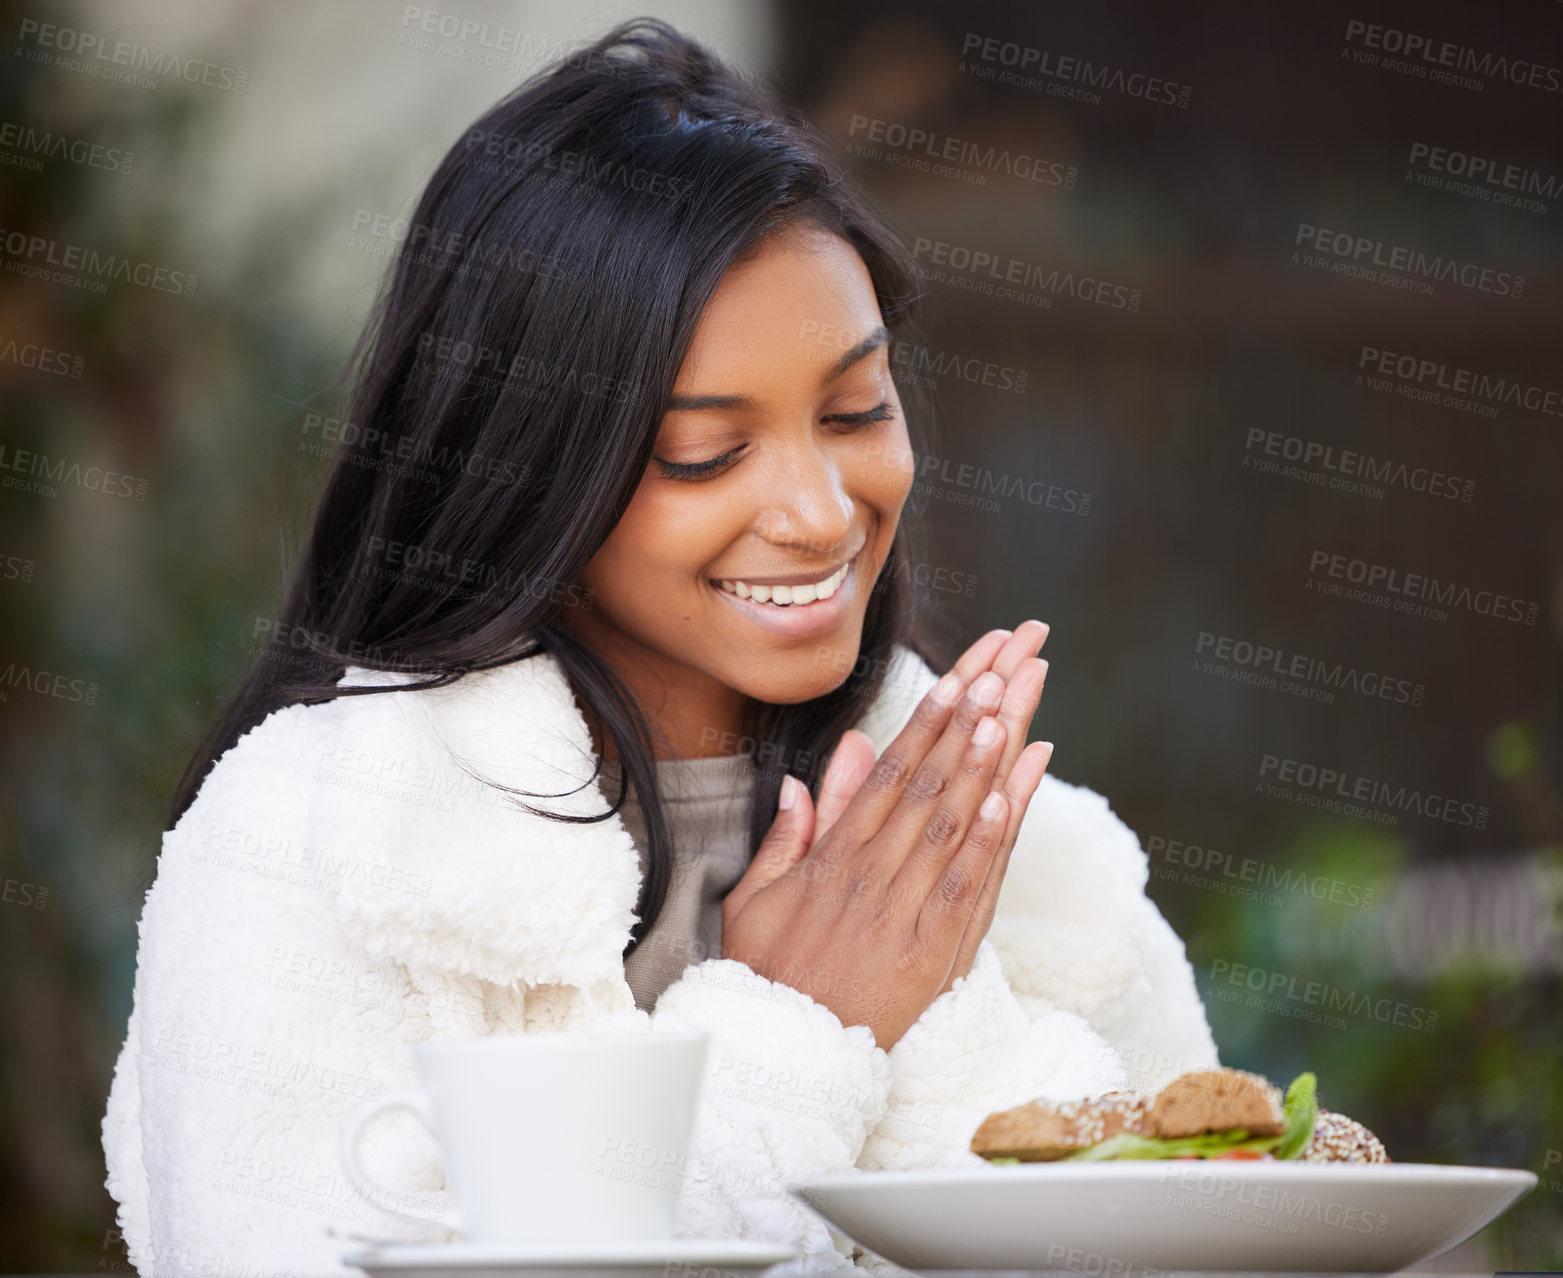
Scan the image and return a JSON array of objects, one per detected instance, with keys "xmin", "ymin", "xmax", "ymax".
[
  {"xmin": 713, "ymin": 558, "xmax": 851, "ymax": 606},
  {"xmin": 707, "ymin": 548, "xmax": 861, "ymax": 639}
]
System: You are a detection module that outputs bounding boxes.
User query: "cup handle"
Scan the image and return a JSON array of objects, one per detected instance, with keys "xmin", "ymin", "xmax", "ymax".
[{"xmin": 338, "ymin": 1088, "xmax": 463, "ymax": 1237}]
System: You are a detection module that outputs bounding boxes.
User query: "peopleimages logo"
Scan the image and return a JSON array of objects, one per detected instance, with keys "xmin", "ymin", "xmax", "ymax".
[
  {"xmin": 846, "ymin": 114, "xmax": 1077, "ymax": 189},
  {"xmin": 0, "ymin": 228, "xmax": 197, "ymax": 297},
  {"xmin": 1542, "ymin": 1149, "xmax": 1562, "ymax": 1194},
  {"xmin": 959, "ymin": 31, "xmax": 1193, "ymax": 107},
  {"xmin": 1342, "ymin": 19, "xmax": 1563, "ymax": 94},
  {"xmin": 1405, "ymin": 142, "xmax": 1559, "ymax": 215},
  {"xmin": 1147, "ymin": 834, "xmax": 1377, "ymax": 910},
  {"xmin": 911, "ymin": 237, "xmax": 1141, "ymax": 311},
  {"xmin": 889, "ymin": 339, "xmax": 1029, "ymax": 396},
  {"xmin": 797, "ymin": 319, "xmax": 1031, "ymax": 396},
  {"xmin": 1293, "ymin": 223, "xmax": 1523, "ymax": 298},
  {"xmin": 858, "ymin": 439, "xmax": 1092, "ymax": 517},
  {"xmin": 459, "ymin": 131, "xmax": 693, "ymax": 204},
  {"xmin": 1258, "ymin": 754, "xmax": 1488, "ymax": 830},
  {"xmin": 0, "ymin": 663, "xmax": 98, "ymax": 705},
  {"xmin": 0, "ymin": 337, "xmax": 85, "ymax": 379},
  {"xmin": 0, "ymin": 443, "xmax": 148, "ymax": 501},
  {"xmin": 14, "ymin": 18, "xmax": 249, "ymax": 93},
  {"xmin": 0, "ymin": 121, "xmax": 133, "ymax": 174},
  {"xmin": 347, "ymin": 209, "xmax": 577, "ymax": 284},
  {"xmin": 1194, "ymin": 631, "xmax": 1426, "ymax": 707},
  {"xmin": 1242, "ymin": 428, "xmax": 1473, "ymax": 505},
  {"xmin": 1306, "ymin": 549, "xmax": 1540, "ymax": 627},
  {"xmin": 414, "ymin": 332, "xmax": 646, "ymax": 405},
  {"xmin": 1357, "ymin": 345, "xmax": 1563, "ymax": 420},
  {"xmin": 1207, "ymin": 959, "xmax": 1438, "ymax": 1035}
]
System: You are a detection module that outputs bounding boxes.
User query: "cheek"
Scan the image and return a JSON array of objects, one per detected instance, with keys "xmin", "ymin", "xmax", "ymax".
[
  {"xmin": 590, "ymin": 483, "xmax": 731, "ymax": 589},
  {"xmin": 580, "ymin": 488, "xmax": 663, "ymax": 595},
  {"xmin": 854, "ymin": 421, "xmax": 916, "ymax": 510}
]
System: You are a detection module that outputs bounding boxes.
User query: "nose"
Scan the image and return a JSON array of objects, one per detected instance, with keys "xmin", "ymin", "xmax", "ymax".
[{"xmin": 750, "ymin": 433, "xmax": 856, "ymax": 558}]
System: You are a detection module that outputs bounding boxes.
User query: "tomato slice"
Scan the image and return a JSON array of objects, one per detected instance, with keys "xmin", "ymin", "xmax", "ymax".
[{"xmin": 1210, "ymin": 1148, "xmax": 1275, "ymax": 1160}]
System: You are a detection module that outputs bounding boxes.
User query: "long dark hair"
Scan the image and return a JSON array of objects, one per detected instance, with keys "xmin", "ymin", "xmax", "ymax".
[{"xmin": 168, "ymin": 16, "xmax": 952, "ymax": 954}]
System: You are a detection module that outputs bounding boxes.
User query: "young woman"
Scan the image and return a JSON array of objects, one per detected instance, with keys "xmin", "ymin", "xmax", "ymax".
[{"xmin": 102, "ymin": 17, "xmax": 1218, "ymax": 1276}]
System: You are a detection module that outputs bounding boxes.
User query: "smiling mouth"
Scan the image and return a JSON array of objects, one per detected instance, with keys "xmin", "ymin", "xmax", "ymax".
[{"xmin": 708, "ymin": 551, "xmax": 857, "ymax": 607}]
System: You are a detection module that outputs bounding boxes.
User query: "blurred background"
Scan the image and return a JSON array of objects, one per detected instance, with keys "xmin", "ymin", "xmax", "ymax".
[{"xmin": 2, "ymin": 0, "xmax": 1560, "ymax": 1269}]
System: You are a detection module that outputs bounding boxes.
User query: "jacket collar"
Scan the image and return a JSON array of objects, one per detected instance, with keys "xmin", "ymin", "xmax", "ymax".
[{"xmin": 327, "ymin": 644, "xmax": 939, "ymax": 994}]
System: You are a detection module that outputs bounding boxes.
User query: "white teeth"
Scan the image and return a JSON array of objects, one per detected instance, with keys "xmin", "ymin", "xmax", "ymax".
[{"xmin": 716, "ymin": 560, "xmax": 850, "ymax": 606}]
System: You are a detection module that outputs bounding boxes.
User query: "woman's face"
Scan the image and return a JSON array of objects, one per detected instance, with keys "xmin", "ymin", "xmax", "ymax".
[{"xmin": 565, "ymin": 221, "xmax": 914, "ymax": 737}]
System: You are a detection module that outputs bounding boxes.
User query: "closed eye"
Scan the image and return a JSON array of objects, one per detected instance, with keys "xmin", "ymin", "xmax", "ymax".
[
  {"xmin": 826, "ymin": 401, "xmax": 896, "ymax": 428},
  {"xmin": 655, "ymin": 448, "xmax": 743, "ymax": 481},
  {"xmin": 654, "ymin": 401, "xmax": 897, "ymax": 482}
]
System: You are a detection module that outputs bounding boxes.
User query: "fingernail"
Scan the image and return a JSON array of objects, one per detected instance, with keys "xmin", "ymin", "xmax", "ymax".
[
  {"xmin": 973, "ymin": 716, "xmax": 1000, "ymax": 747},
  {"xmin": 779, "ymin": 776, "xmax": 799, "ymax": 810},
  {"xmin": 931, "ymin": 673, "xmax": 961, "ymax": 705},
  {"xmin": 980, "ymin": 791, "xmax": 1005, "ymax": 821},
  {"xmin": 970, "ymin": 671, "xmax": 1003, "ymax": 707}
]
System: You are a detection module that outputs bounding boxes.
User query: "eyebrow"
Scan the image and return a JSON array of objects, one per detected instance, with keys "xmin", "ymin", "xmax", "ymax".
[{"xmin": 665, "ymin": 325, "xmax": 890, "ymax": 413}]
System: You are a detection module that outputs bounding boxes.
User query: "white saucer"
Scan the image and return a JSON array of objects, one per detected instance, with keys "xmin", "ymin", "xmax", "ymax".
[{"xmin": 343, "ymin": 1236, "xmax": 796, "ymax": 1277}]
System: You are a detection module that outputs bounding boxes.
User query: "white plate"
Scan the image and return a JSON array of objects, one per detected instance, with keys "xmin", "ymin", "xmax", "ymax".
[
  {"xmin": 343, "ymin": 1236, "xmax": 796, "ymax": 1278},
  {"xmin": 791, "ymin": 1161, "xmax": 1537, "ymax": 1272}
]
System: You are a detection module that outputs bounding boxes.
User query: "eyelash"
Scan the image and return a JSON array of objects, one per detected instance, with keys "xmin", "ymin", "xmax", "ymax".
[{"xmin": 655, "ymin": 401, "xmax": 896, "ymax": 481}]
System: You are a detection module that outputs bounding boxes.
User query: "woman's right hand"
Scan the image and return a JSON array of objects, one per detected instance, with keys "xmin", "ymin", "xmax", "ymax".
[{"xmin": 720, "ymin": 625, "xmax": 1053, "ymax": 1050}]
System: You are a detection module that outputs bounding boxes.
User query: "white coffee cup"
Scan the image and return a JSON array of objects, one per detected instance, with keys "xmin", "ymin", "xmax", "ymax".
[{"xmin": 339, "ymin": 1030, "xmax": 709, "ymax": 1245}]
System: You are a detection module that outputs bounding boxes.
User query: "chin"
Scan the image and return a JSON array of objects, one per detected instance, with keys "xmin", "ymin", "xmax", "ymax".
[{"xmin": 730, "ymin": 636, "xmax": 865, "ymax": 707}]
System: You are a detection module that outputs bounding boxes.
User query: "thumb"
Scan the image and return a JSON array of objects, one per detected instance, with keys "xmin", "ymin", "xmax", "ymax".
[
  {"xmin": 812, "ymin": 729, "xmax": 877, "ymax": 852},
  {"xmin": 723, "ymin": 775, "xmax": 815, "ymax": 923}
]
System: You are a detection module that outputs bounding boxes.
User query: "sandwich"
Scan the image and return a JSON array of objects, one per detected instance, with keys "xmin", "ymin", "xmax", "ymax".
[{"xmin": 971, "ymin": 1068, "xmax": 1388, "ymax": 1163}]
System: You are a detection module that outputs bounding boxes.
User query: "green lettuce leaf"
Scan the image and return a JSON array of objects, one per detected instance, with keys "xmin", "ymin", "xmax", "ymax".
[
  {"xmin": 1055, "ymin": 1072, "xmax": 1319, "ymax": 1163},
  {"xmin": 1272, "ymin": 1070, "xmax": 1318, "ymax": 1160},
  {"xmin": 1064, "ymin": 1128, "xmax": 1255, "ymax": 1161}
]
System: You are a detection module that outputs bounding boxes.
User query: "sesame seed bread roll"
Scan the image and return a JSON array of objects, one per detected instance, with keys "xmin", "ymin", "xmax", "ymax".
[
  {"xmin": 969, "ymin": 1068, "xmax": 1391, "ymax": 1163},
  {"xmin": 1300, "ymin": 1107, "xmax": 1391, "ymax": 1163},
  {"xmin": 970, "ymin": 1091, "xmax": 1151, "ymax": 1161},
  {"xmin": 1147, "ymin": 1067, "xmax": 1285, "ymax": 1139}
]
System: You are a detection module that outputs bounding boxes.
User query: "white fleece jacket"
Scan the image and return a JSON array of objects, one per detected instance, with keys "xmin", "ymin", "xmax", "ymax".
[{"xmin": 101, "ymin": 643, "xmax": 1218, "ymax": 1277}]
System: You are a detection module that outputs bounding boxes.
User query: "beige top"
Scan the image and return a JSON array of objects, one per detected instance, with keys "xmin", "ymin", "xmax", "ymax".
[{"xmin": 599, "ymin": 752, "xmax": 760, "ymax": 1012}]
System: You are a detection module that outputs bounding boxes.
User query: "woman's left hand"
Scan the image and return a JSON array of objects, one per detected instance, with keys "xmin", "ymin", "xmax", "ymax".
[{"xmin": 807, "ymin": 623, "xmax": 1051, "ymax": 995}]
